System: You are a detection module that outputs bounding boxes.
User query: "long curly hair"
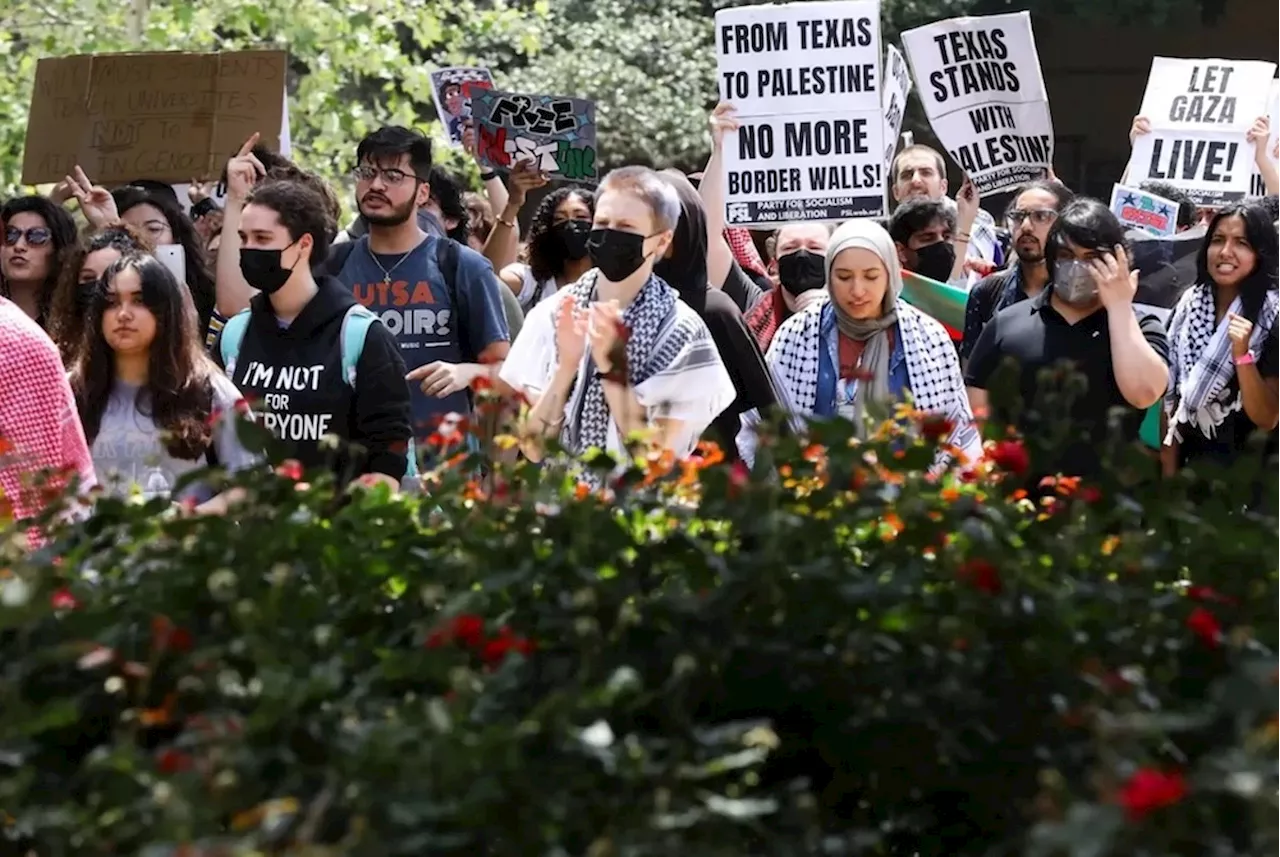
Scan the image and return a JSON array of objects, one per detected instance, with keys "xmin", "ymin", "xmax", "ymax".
[
  {"xmin": 70, "ymin": 254, "xmax": 217, "ymax": 461},
  {"xmin": 0, "ymin": 195, "xmax": 79, "ymax": 326},
  {"xmin": 1197, "ymin": 200, "xmax": 1278, "ymax": 324},
  {"xmin": 113, "ymin": 188, "xmax": 217, "ymax": 334},
  {"xmin": 48, "ymin": 223, "xmax": 154, "ymax": 364},
  {"xmin": 525, "ymin": 186, "xmax": 596, "ymax": 284}
]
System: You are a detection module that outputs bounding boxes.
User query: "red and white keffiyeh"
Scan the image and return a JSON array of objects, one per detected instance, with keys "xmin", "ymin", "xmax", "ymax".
[
  {"xmin": 724, "ymin": 227, "xmax": 767, "ymax": 278},
  {"xmin": 0, "ymin": 299, "xmax": 96, "ymax": 546}
]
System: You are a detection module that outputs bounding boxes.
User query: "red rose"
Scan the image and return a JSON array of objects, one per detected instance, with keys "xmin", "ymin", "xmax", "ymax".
[
  {"xmin": 1186, "ymin": 607, "xmax": 1221, "ymax": 648},
  {"xmin": 1117, "ymin": 768, "xmax": 1187, "ymax": 821},
  {"xmin": 50, "ymin": 588, "xmax": 79, "ymax": 611},
  {"xmin": 1186, "ymin": 585, "xmax": 1238, "ymax": 606},
  {"xmin": 275, "ymin": 459, "xmax": 304, "ymax": 481},
  {"xmin": 481, "ymin": 626, "xmax": 535, "ymax": 666},
  {"xmin": 957, "ymin": 559, "xmax": 1002, "ymax": 595},
  {"xmin": 425, "ymin": 614, "xmax": 487, "ymax": 650},
  {"xmin": 156, "ymin": 749, "xmax": 194, "ymax": 775},
  {"xmin": 988, "ymin": 440, "xmax": 1029, "ymax": 476},
  {"xmin": 919, "ymin": 414, "xmax": 956, "ymax": 441}
]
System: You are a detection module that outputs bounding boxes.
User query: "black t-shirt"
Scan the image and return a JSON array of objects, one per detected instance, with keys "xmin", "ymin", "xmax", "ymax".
[
  {"xmin": 960, "ymin": 267, "xmax": 1023, "ymax": 364},
  {"xmin": 1176, "ymin": 323, "xmax": 1279, "ymax": 467},
  {"xmin": 964, "ymin": 289, "xmax": 1170, "ymax": 478},
  {"xmin": 721, "ymin": 260, "xmax": 766, "ymax": 314}
]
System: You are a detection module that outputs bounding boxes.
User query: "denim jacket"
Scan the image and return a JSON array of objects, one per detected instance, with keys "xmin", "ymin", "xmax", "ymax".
[{"xmin": 813, "ymin": 302, "xmax": 910, "ymax": 418}]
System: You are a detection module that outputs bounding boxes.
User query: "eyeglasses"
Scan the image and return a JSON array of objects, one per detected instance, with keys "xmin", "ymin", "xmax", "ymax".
[
  {"xmin": 1006, "ymin": 209, "xmax": 1058, "ymax": 228},
  {"xmin": 3, "ymin": 226, "xmax": 52, "ymax": 247},
  {"xmin": 351, "ymin": 165, "xmax": 426, "ymax": 185}
]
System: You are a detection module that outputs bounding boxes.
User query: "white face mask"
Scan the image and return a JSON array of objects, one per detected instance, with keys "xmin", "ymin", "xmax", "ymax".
[{"xmin": 1052, "ymin": 259, "xmax": 1097, "ymax": 305}]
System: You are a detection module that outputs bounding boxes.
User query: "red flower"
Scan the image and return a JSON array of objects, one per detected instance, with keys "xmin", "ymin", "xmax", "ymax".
[
  {"xmin": 728, "ymin": 460, "xmax": 749, "ymax": 496},
  {"xmin": 1079, "ymin": 485, "xmax": 1103, "ymax": 504},
  {"xmin": 1186, "ymin": 607, "xmax": 1221, "ymax": 648},
  {"xmin": 1117, "ymin": 769, "xmax": 1187, "ymax": 821},
  {"xmin": 152, "ymin": 616, "xmax": 194, "ymax": 653},
  {"xmin": 156, "ymin": 749, "xmax": 194, "ymax": 775},
  {"xmin": 919, "ymin": 414, "xmax": 955, "ymax": 441},
  {"xmin": 988, "ymin": 440, "xmax": 1029, "ymax": 476},
  {"xmin": 425, "ymin": 613, "xmax": 487, "ymax": 649},
  {"xmin": 50, "ymin": 588, "xmax": 79, "ymax": 611},
  {"xmin": 481, "ymin": 626, "xmax": 536, "ymax": 666},
  {"xmin": 275, "ymin": 459, "xmax": 304, "ymax": 481},
  {"xmin": 469, "ymin": 375, "xmax": 493, "ymax": 392},
  {"xmin": 957, "ymin": 559, "xmax": 1002, "ymax": 595},
  {"xmin": 1186, "ymin": 585, "xmax": 1238, "ymax": 606}
]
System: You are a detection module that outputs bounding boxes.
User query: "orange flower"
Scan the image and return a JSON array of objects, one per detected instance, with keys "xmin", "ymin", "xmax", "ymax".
[
  {"xmin": 801, "ymin": 443, "xmax": 825, "ymax": 463},
  {"xmin": 878, "ymin": 512, "xmax": 904, "ymax": 541},
  {"xmin": 689, "ymin": 441, "xmax": 725, "ymax": 469}
]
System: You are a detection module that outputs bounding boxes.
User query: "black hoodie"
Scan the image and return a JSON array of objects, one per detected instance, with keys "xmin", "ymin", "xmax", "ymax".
[
  {"xmin": 655, "ymin": 173, "xmax": 783, "ymax": 460},
  {"xmin": 212, "ymin": 276, "xmax": 412, "ymax": 483}
]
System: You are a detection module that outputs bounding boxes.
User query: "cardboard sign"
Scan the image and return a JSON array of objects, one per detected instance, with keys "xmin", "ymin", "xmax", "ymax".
[
  {"xmin": 902, "ymin": 12, "xmax": 1053, "ymax": 195},
  {"xmin": 1125, "ymin": 57, "xmax": 1276, "ymax": 206},
  {"xmin": 430, "ymin": 66, "xmax": 494, "ymax": 148},
  {"xmin": 715, "ymin": 0, "xmax": 884, "ymax": 227},
  {"xmin": 881, "ymin": 42, "xmax": 912, "ymax": 201},
  {"xmin": 22, "ymin": 50, "xmax": 287, "ymax": 185},
  {"xmin": 1109, "ymin": 183, "xmax": 1179, "ymax": 236},
  {"xmin": 472, "ymin": 90, "xmax": 598, "ymax": 182}
]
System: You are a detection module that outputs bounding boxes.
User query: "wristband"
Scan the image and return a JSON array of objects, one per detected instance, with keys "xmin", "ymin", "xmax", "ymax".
[
  {"xmin": 479, "ymin": 170, "xmax": 498, "ymax": 182},
  {"xmin": 1235, "ymin": 352, "xmax": 1256, "ymax": 366}
]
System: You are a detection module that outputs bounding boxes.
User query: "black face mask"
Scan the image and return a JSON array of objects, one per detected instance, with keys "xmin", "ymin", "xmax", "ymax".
[
  {"xmin": 587, "ymin": 228, "xmax": 653, "ymax": 283},
  {"xmin": 240, "ymin": 241, "xmax": 299, "ymax": 295},
  {"xmin": 911, "ymin": 241, "xmax": 956, "ymax": 283},
  {"xmin": 777, "ymin": 249, "xmax": 826, "ymax": 296},
  {"xmin": 553, "ymin": 219, "xmax": 591, "ymax": 261}
]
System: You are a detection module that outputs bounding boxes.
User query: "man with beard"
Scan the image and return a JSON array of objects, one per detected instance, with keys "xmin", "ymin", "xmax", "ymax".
[
  {"xmin": 959, "ymin": 179, "xmax": 1073, "ymax": 365},
  {"xmin": 321, "ymin": 126, "xmax": 509, "ymax": 440}
]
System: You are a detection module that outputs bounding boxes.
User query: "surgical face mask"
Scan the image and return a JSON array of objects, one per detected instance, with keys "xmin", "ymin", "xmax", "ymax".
[
  {"xmin": 1052, "ymin": 259, "xmax": 1097, "ymax": 305},
  {"xmin": 911, "ymin": 241, "xmax": 956, "ymax": 283},
  {"xmin": 776, "ymin": 249, "xmax": 826, "ymax": 296},
  {"xmin": 240, "ymin": 240, "xmax": 299, "ymax": 295}
]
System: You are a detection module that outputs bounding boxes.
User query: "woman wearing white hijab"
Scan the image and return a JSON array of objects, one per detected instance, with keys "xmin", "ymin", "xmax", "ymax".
[{"xmin": 765, "ymin": 219, "xmax": 981, "ymax": 468}]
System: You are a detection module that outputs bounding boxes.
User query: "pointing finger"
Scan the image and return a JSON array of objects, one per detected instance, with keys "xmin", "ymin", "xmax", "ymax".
[{"xmin": 236, "ymin": 132, "xmax": 261, "ymax": 159}]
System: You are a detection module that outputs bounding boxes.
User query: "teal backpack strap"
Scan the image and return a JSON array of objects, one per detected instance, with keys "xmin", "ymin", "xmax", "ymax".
[
  {"xmin": 218, "ymin": 310, "xmax": 253, "ymax": 378},
  {"xmin": 339, "ymin": 305, "xmax": 419, "ymax": 479}
]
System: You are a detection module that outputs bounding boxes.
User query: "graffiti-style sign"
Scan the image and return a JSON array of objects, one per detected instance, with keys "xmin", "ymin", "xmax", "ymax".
[{"xmin": 471, "ymin": 89, "xmax": 598, "ymax": 182}]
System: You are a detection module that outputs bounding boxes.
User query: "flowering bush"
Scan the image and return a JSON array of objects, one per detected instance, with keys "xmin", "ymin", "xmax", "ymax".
[{"xmin": 0, "ymin": 406, "xmax": 1275, "ymax": 857}]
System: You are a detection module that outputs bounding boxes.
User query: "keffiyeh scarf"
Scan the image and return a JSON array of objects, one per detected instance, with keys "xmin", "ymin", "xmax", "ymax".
[
  {"xmin": 745, "ymin": 287, "xmax": 788, "ymax": 352},
  {"xmin": 725, "ymin": 227, "xmax": 767, "ymax": 277},
  {"xmin": 1164, "ymin": 283, "xmax": 1278, "ymax": 444}
]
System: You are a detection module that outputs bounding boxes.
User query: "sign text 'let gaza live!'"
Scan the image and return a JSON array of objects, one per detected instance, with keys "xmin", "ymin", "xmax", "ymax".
[{"xmin": 716, "ymin": 1, "xmax": 884, "ymax": 228}]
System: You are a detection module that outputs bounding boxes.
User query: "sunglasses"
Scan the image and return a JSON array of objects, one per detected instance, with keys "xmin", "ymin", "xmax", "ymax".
[{"xmin": 4, "ymin": 226, "xmax": 52, "ymax": 247}]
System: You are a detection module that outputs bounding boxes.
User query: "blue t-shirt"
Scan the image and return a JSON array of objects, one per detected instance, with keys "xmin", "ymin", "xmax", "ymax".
[{"xmin": 336, "ymin": 236, "xmax": 509, "ymax": 434}]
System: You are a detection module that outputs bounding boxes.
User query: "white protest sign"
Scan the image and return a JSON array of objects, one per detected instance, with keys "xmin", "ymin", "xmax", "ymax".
[
  {"xmin": 902, "ymin": 12, "xmax": 1053, "ymax": 195},
  {"xmin": 1125, "ymin": 57, "xmax": 1276, "ymax": 206},
  {"xmin": 1250, "ymin": 78, "xmax": 1278, "ymax": 197},
  {"xmin": 716, "ymin": 0, "xmax": 884, "ymax": 227},
  {"xmin": 1109, "ymin": 184, "xmax": 1180, "ymax": 237},
  {"xmin": 882, "ymin": 43, "xmax": 912, "ymax": 179}
]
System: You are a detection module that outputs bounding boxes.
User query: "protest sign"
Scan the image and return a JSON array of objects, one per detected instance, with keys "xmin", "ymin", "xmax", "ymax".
[
  {"xmin": 715, "ymin": 0, "xmax": 884, "ymax": 227},
  {"xmin": 22, "ymin": 50, "xmax": 287, "ymax": 185},
  {"xmin": 471, "ymin": 90, "xmax": 598, "ymax": 182},
  {"xmin": 1125, "ymin": 57, "xmax": 1276, "ymax": 206},
  {"xmin": 882, "ymin": 43, "xmax": 912, "ymax": 193},
  {"xmin": 1109, "ymin": 183, "xmax": 1179, "ymax": 237},
  {"xmin": 431, "ymin": 67, "xmax": 494, "ymax": 148},
  {"xmin": 901, "ymin": 12, "xmax": 1053, "ymax": 195},
  {"xmin": 1250, "ymin": 78, "xmax": 1278, "ymax": 197}
]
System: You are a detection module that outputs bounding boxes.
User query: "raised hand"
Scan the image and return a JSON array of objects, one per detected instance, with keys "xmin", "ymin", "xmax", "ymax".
[
  {"xmin": 64, "ymin": 165, "xmax": 119, "ymax": 228},
  {"xmin": 1129, "ymin": 116, "xmax": 1151, "ymax": 145},
  {"xmin": 1087, "ymin": 244, "xmax": 1138, "ymax": 310},
  {"xmin": 226, "ymin": 132, "xmax": 266, "ymax": 203},
  {"xmin": 709, "ymin": 102, "xmax": 741, "ymax": 152}
]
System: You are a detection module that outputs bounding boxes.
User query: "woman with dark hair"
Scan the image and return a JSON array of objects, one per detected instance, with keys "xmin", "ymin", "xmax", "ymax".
[
  {"xmin": 47, "ymin": 223, "xmax": 154, "ymax": 364},
  {"xmin": 498, "ymin": 186, "xmax": 595, "ymax": 314},
  {"xmin": 1163, "ymin": 200, "xmax": 1279, "ymax": 475},
  {"xmin": 111, "ymin": 186, "xmax": 218, "ymax": 342},
  {"xmin": 70, "ymin": 254, "xmax": 255, "ymax": 512},
  {"xmin": 0, "ymin": 195, "xmax": 79, "ymax": 328}
]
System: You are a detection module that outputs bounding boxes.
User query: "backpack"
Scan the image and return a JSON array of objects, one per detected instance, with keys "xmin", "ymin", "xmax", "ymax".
[{"xmin": 218, "ymin": 304, "xmax": 420, "ymax": 479}]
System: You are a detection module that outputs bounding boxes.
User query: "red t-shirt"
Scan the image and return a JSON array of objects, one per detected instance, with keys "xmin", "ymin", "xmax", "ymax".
[{"xmin": 838, "ymin": 328, "xmax": 896, "ymax": 380}]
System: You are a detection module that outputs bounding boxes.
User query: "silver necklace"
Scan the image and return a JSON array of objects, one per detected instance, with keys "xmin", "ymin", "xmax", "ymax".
[{"xmin": 366, "ymin": 244, "xmax": 414, "ymax": 285}]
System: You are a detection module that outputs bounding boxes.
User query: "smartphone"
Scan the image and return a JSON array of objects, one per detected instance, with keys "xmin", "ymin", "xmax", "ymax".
[{"xmin": 155, "ymin": 244, "xmax": 186, "ymax": 283}]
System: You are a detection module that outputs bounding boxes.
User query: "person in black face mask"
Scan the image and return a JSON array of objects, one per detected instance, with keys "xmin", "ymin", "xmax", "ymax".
[
  {"xmin": 889, "ymin": 197, "xmax": 959, "ymax": 285},
  {"xmin": 499, "ymin": 187, "xmax": 596, "ymax": 315},
  {"xmin": 745, "ymin": 222, "xmax": 832, "ymax": 353}
]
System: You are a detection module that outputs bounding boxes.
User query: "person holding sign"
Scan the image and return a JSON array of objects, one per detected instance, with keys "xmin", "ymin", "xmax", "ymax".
[
  {"xmin": 1162, "ymin": 200, "xmax": 1278, "ymax": 491},
  {"xmin": 766, "ymin": 219, "xmax": 980, "ymax": 470},
  {"xmin": 965, "ymin": 199, "xmax": 1170, "ymax": 481}
]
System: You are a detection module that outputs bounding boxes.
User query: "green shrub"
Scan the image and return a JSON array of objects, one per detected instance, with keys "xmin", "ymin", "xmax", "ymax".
[{"xmin": 0, "ymin": 407, "xmax": 1275, "ymax": 857}]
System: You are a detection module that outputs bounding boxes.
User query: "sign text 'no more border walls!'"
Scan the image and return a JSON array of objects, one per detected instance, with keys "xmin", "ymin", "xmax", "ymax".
[
  {"xmin": 22, "ymin": 50, "xmax": 288, "ymax": 186},
  {"xmin": 715, "ymin": 0, "xmax": 885, "ymax": 228},
  {"xmin": 902, "ymin": 11, "xmax": 1052, "ymax": 195}
]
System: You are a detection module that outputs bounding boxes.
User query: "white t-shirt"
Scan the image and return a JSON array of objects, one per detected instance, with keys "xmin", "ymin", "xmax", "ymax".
[{"xmin": 514, "ymin": 263, "xmax": 558, "ymax": 313}]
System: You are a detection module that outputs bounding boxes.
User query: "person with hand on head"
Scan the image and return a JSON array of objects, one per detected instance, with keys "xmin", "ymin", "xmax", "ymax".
[
  {"xmin": 965, "ymin": 198, "xmax": 1170, "ymax": 481},
  {"xmin": 766, "ymin": 219, "xmax": 980, "ymax": 469},
  {"xmin": 1162, "ymin": 200, "xmax": 1278, "ymax": 489},
  {"xmin": 960, "ymin": 179, "xmax": 1074, "ymax": 365},
  {"xmin": 213, "ymin": 180, "xmax": 411, "ymax": 492},
  {"xmin": 0, "ymin": 195, "xmax": 78, "ymax": 329},
  {"xmin": 745, "ymin": 222, "xmax": 832, "ymax": 353},
  {"xmin": 499, "ymin": 185, "xmax": 596, "ymax": 314},
  {"xmin": 70, "ymin": 254, "xmax": 256, "ymax": 515},
  {"xmin": 501, "ymin": 166, "xmax": 735, "ymax": 473}
]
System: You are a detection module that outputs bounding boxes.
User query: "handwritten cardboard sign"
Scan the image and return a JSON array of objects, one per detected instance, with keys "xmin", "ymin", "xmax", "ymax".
[
  {"xmin": 22, "ymin": 50, "xmax": 287, "ymax": 185},
  {"xmin": 471, "ymin": 90, "xmax": 598, "ymax": 182}
]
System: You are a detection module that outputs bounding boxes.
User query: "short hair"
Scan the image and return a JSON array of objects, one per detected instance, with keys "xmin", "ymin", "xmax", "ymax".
[
  {"xmin": 1007, "ymin": 178, "xmax": 1075, "ymax": 215},
  {"xmin": 888, "ymin": 198, "xmax": 956, "ymax": 245},
  {"xmin": 1137, "ymin": 181, "xmax": 1195, "ymax": 229},
  {"xmin": 891, "ymin": 144, "xmax": 947, "ymax": 182},
  {"xmin": 356, "ymin": 126, "xmax": 433, "ymax": 181},
  {"xmin": 1045, "ymin": 198, "xmax": 1129, "ymax": 281},
  {"xmin": 245, "ymin": 180, "xmax": 335, "ymax": 266},
  {"xmin": 598, "ymin": 166, "xmax": 681, "ymax": 232}
]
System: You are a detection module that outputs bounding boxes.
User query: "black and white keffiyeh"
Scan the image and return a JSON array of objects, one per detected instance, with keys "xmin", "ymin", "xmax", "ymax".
[
  {"xmin": 1164, "ymin": 283, "xmax": 1278, "ymax": 444},
  {"xmin": 766, "ymin": 297, "xmax": 982, "ymax": 468}
]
